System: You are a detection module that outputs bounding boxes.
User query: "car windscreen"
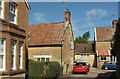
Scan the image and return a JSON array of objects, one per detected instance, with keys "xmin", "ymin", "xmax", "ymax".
[{"xmin": 75, "ymin": 63, "xmax": 87, "ymax": 66}]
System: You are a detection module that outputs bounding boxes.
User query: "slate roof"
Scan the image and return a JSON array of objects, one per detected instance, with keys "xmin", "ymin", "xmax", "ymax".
[
  {"xmin": 96, "ymin": 27, "xmax": 115, "ymax": 41},
  {"xmin": 75, "ymin": 42, "xmax": 95, "ymax": 55},
  {"xmin": 28, "ymin": 22, "xmax": 66, "ymax": 46}
]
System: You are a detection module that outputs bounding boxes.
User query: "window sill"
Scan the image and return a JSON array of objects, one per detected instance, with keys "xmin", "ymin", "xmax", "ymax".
[{"xmin": 10, "ymin": 21, "xmax": 16, "ymax": 25}]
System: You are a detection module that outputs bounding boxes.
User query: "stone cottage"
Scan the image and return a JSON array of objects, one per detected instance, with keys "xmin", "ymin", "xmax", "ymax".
[
  {"xmin": 94, "ymin": 20, "xmax": 117, "ymax": 69},
  {"xmin": 28, "ymin": 9, "xmax": 74, "ymax": 75}
]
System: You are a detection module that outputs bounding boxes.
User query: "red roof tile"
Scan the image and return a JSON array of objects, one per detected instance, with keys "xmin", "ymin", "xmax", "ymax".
[
  {"xmin": 98, "ymin": 51, "xmax": 109, "ymax": 56},
  {"xmin": 96, "ymin": 27, "xmax": 115, "ymax": 41},
  {"xmin": 28, "ymin": 22, "xmax": 65, "ymax": 46}
]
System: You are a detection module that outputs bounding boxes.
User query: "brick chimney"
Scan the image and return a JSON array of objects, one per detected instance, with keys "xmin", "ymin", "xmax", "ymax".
[
  {"xmin": 65, "ymin": 9, "xmax": 71, "ymax": 22},
  {"xmin": 112, "ymin": 20, "xmax": 118, "ymax": 28}
]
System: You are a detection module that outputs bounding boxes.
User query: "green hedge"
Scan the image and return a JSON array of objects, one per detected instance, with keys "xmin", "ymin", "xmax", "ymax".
[
  {"xmin": 46, "ymin": 61, "xmax": 60, "ymax": 78},
  {"xmin": 28, "ymin": 60, "xmax": 44, "ymax": 78},
  {"xmin": 28, "ymin": 60, "xmax": 60, "ymax": 79}
]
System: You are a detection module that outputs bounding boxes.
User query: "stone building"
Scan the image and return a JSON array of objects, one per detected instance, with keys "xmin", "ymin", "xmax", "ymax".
[
  {"xmin": 28, "ymin": 9, "xmax": 74, "ymax": 75},
  {"xmin": 75, "ymin": 42, "xmax": 96, "ymax": 67},
  {"xmin": 94, "ymin": 20, "xmax": 117, "ymax": 69},
  {"xmin": 0, "ymin": 0, "xmax": 30, "ymax": 75}
]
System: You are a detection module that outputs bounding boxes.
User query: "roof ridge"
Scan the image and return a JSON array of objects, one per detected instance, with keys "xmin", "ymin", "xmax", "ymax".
[
  {"xmin": 29, "ymin": 21, "xmax": 65, "ymax": 26},
  {"xmin": 96, "ymin": 27, "xmax": 112, "ymax": 28}
]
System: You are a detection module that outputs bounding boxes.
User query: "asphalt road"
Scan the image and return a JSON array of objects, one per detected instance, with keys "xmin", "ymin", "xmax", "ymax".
[{"xmin": 58, "ymin": 67, "xmax": 116, "ymax": 79}]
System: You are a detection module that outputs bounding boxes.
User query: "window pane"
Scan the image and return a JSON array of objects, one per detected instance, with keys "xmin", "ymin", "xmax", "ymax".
[
  {"xmin": 19, "ymin": 56, "xmax": 20, "ymax": 67},
  {"xmin": 0, "ymin": 39, "xmax": 4, "ymax": 53},
  {"xmin": 9, "ymin": 2, "xmax": 16, "ymax": 13},
  {"xmin": 0, "ymin": 9, "xmax": 1, "ymax": 18},
  {"xmin": 70, "ymin": 40, "xmax": 73, "ymax": 49},
  {"xmin": 9, "ymin": 12, "xmax": 15, "ymax": 22},
  {"xmin": 0, "ymin": 55, "xmax": 3, "ymax": 68},
  {"xmin": 81, "ymin": 54, "xmax": 83, "ymax": 57},
  {"xmin": 104, "ymin": 57, "xmax": 106, "ymax": 60},
  {"xmin": 0, "ymin": 1, "xmax": 1, "ymax": 6},
  {"xmin": 46, "ymin": 58, "xmax": 49, "ymax": 61},
  {"xmin": 11, "ymin": 55, "xmax": 14, "ymax": 68},
  {"xmin": 9, "ymin": 2, "xmax": 16, "ymax": 23},
  {"xmin": 101, "ymin": 57, "xmax": 106, "ymax": 60},
  {"xmin": 11, "ymin": 40, "xmax": 16, "ymax": 69},
  {"xmin": 41, "ymin": 58, "xmax": 45, "ymax": 61},
  {"xmin": 37, "ymin": 58, "xmax": 40, "ymax": 61},
  {"xmin": 19, "ymin": 42, "xmax": 22, "ymax": 55},
  {"xmin": 87, "ymin": 54, "xmax": 89, "ymax": 57}
]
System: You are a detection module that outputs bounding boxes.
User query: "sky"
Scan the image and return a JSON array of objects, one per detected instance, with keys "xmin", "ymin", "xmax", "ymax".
[{"xmin": 29, "ymin": 2, "xmax": 118, "ymax": 41}]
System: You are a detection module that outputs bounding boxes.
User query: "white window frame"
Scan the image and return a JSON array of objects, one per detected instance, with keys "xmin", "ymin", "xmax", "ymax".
[
  {"xmin": 0, "ymin": 0, "xmax": 3, "ymax": 19},
  {"xmin": 19, "ymin": 42, "xmax": 23, "ymax": 69},
  {"xmin": 100, "ymin": 56, "xmax": 106, "ymax": 61},
  {"xmin": 80, "ymin": 53, "xmax": 90, "ymax": 58},
  {"xmin": 70, "ymin": 40, "xmax": 73, "ymax": 49},
  {"xmin": 9, "ymin": 2, "xmax": 17, "ymax": 24},
  {"xmin": 11, "ymin": 40, "xmax": 16, "ymax": 70},
  {"xmin": 110, "ymin": 42, "xmax": 114, "ymax": 49},
  {"xmin": 0, "ymin": 39, "xmax": 6, "ymax": 71},
  {"xmin": 71, "ymin": 56, "xmax": 73, "ymax": 65},
  {"xmin": 28, "ymin": 36, "xmax": 31, "ymax": 41},
  {"xmin": 34, "ymin": 55, "xmax": 52, "ymax": 61}
]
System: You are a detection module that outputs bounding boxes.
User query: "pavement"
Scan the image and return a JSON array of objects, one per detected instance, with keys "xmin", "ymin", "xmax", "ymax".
[
  {"xmin": 0, "ymin": 73, "xmax": 25, "ymax": 79},
  {"xmin": 58, "ymin": 67, "xmax": 116, "ymax": 79}
]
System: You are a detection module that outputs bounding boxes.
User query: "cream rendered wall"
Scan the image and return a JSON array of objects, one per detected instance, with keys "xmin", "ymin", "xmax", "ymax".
[
  {"xmin": 75, "ymin": 54, "xmax": 95, "ymax": 67},
  {"xmin": 28, "ymin": 47, "xmax": 61, "ymax": 64}
]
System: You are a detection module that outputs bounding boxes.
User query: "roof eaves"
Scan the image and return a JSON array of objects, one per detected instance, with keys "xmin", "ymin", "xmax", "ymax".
[{"xmin": 25, "ymin": 0, "xmax": 31, "ymax": 10}]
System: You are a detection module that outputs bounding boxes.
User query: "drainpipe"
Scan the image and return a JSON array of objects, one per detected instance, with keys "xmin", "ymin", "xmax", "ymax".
[
  {"xmin": 61, "ymin": 40, "xmax": 63, "ymax": 66},
  {"xmin": 60, "ymin": 40, "xmax": 63, "ymax": 76}
]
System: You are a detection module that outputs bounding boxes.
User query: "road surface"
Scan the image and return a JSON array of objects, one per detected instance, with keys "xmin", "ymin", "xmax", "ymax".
[{"xmin": 58, "ymin": 67, "xmax": 116, "ymax": 79}]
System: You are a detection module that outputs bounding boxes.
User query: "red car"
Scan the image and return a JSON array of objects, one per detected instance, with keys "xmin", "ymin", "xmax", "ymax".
[{"xmin": 73, "ymin": 62, "xmax": 89, "ymax": 74}]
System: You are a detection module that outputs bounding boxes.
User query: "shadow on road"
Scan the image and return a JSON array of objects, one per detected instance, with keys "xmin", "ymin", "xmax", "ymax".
[
  {"xmin": 72, "ymin": 72, "xmax": 88, "ymax": 75},
  {"xmin": 95, "ymin": 71, "xmax": 116, "ymax": 79}
]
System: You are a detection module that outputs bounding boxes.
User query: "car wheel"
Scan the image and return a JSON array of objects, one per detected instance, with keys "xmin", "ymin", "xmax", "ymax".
[
  {"xmin": 105, "ymin": 67, "xmax": 108, "ymax": 70},
  {"xmin": 85, "ymin": 72, "xmax": 88, "ymax": 74}
]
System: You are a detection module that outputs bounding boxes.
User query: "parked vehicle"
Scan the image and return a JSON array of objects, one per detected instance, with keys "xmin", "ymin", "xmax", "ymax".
[
  {"xmin": 73, "ymin": 62, "xmax": 89, "ymax": 74},
  {"xmin": 103, "ymin": 61, "xmax": 116, "ymax": 70}
]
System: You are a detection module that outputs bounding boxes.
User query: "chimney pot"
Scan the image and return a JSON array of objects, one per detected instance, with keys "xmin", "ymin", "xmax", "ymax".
[
  {"xmin": 65, "ymin": 9, "xmax": 71, "ymax": 22},
  {"xmin": 112, "ymin": 20, "xmax": 118, "ymax": 28}
]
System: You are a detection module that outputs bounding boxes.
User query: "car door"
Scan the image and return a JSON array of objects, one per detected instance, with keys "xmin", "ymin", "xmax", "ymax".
[
  {"xmin": 112, "ymin": 62, "xmax": 116, "ymax": 69},
  {"xmin": 107, "ymin": 62, "xmax": 113, "ymax": 69}
]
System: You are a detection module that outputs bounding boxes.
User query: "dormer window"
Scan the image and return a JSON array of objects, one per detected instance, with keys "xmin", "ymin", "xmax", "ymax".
[
  {"xmin": 9, "ymin": 2, "xmax": 17, "ymax": 24},
  {"xmin": 0, "ymin": 0, "xmax": 3, "ymax": 19}
]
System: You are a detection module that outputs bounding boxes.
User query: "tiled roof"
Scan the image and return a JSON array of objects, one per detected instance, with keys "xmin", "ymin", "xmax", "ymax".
[
  {"xmin": 96, "ymin": 27, "xmax": 115, "ymax": 41},
  {"xmin": 98, "ymin": 51, "xmax": 109, "ymax": 56},
  {"xmin": 28, "ymin": 22, "xmax": 66, "ymax": 46},
  {"xmin": 75, "ymin": 42, "xmax": 95, "ymax": 55}
]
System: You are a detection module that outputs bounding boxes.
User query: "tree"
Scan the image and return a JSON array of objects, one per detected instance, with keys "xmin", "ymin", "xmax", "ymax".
[
  {"xmin": 74, "ymin": 31, "xmax": 90, "ymax": 44},
  {"xmin": 111, "ymin": 19, "xmax": 120, "ymax": 56},
  {"xmin": 111, "ymin": 18, "xmax": 120, "ymax": 79},
  {"xmin": 83, "ymin": 31, "xmax": 90, "ymax": 41}
]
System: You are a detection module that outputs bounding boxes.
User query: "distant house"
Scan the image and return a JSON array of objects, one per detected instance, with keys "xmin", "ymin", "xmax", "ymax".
[
  {"xmin": 75, "ymin": 42, "xmax": 96, "ymax": 67},
  {"xmin": 94, "ymin": 20, "xmax": 117, "ymax": 69},
  {"xmin": 28, "ymin": 9, "xmax": 74, "ymax": 75},
  {"xmin": 0, "ymin": 0, "xmax": 30, "ymax": 76}
]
